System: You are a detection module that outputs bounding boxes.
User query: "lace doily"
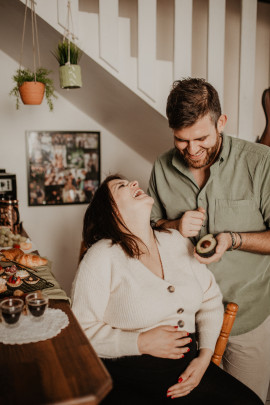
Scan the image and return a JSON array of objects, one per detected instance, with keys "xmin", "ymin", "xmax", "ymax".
[{"xmin": 0, "ymin": 308, "xmax": 69, "ymax": 344}]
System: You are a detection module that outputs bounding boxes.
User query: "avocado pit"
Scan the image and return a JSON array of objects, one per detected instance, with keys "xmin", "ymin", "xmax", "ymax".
[{"xmin": 196, "ymin": 234, "xmax": 217, "ymax": 258}]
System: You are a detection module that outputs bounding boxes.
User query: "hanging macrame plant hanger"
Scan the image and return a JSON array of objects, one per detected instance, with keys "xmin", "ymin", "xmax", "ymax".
[
  {"xmin": 19, "ymin": 0, "xmax": 45, "ymax": 105},
  {"xmin": 57, "ymin": 0, "xmax": 82, "ymax": 89}
]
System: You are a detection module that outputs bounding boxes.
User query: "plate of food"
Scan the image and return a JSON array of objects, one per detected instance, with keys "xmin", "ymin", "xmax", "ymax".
[
  {"xmin": 0, "ymin": 248, "xmax": 48, "ymax": 270},
  {"xmin": 0, "ymin": 262, "xmax": 54, "ymax": 298},
  {"xmin": 0, "ymin": 227, "xmax": 36, "ymax": 253}
]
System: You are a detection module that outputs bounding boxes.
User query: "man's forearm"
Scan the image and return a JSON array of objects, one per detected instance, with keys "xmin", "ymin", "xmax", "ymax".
[
  {"xmin": 156, "ymin": 218, "xmax": 180, "ymax": 231},
  {"xmin": 156, "ymin": 220, "xmax": 270, "ymax": 255},
  {"xmin": 237, "ymin": 229, "xmax": 270, "ymax": 254}
]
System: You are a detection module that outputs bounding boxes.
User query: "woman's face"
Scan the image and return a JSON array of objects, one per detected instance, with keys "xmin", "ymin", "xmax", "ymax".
[{"xmin": 108, "ymin": 178, "xmax": 154, "ymax": 222}]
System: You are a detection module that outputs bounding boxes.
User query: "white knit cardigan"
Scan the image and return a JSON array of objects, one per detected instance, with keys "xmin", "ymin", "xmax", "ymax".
[{"xmin": 71, "ymin": 229, "xmax": 223, "ymax": 359}]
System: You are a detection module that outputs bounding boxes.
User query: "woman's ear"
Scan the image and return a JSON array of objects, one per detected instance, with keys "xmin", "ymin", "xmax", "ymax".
[{"xmin": 217, "ymin": 114, "xmax": 227, "ymax": 133}]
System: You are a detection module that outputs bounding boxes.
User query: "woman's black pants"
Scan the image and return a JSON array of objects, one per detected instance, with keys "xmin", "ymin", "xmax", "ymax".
[{"xmin": 100, "ymin": 335, "xmax": 263, "ymax": 405}]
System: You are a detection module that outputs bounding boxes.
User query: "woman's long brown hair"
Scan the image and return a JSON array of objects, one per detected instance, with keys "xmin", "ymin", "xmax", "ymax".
[{"xmin": 83, "ymin": 174, "xmax": 169, "ymax": 258}]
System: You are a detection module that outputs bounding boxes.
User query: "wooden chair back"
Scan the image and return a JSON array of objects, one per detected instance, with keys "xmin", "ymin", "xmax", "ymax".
[{"xmin": 211, "ymin": 302, "xmax": 239, "ymax": 366}]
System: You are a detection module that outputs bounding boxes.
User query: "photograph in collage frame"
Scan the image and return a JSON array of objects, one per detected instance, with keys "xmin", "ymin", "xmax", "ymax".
[{"xmin": 26, "ymin": 131, "xmax": 100, "ymax": 206}]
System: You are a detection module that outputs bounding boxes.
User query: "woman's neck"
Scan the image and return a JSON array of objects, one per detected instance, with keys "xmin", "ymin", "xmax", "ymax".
[
  {"xmin": 124, "ymin": 214, "xmax": 155, "ymax": 253},
  {"xmin": 124, "ymin": 213, "xmax": 164, "ymax": 278}
]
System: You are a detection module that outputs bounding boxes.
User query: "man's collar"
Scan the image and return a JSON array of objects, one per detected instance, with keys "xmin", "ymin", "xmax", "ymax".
[{"xmin": 218, "ymin": 134, "xmax": 230, "ymax": 164}]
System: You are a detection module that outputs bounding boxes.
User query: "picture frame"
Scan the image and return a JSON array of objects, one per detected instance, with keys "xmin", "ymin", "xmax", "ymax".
[{"xmin": 26, "ymin": 131, "xmax": 100, "ymax": 206}]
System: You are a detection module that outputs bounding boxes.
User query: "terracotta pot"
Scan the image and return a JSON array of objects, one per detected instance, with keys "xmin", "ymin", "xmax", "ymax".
[
  {"xmin": 59, "ymin": 65, "xmax": 82, "ymax": 89},
  {"xmin": 19, "ymin": 81, "xmax": 45, "ymax": 105}
]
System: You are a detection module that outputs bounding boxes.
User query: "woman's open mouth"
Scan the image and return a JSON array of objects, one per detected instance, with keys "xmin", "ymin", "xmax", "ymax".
[{"xmin": 133, "ymin": 189, "xmax": 145, "ymax": 198}]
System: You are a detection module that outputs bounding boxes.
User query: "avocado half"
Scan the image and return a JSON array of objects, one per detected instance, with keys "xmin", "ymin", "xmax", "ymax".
[{"xmin": 196, "ymin": 234, "xmax": 217, "ymax": 258}]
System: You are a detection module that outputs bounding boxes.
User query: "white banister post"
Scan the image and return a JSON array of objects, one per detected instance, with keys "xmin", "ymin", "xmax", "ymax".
[
  {"xmin": 207, "ymin": 0, "xmax": 226, "ymax": 109},
  {"xmin": 238, "ymin": 0, "xmax": 257, "ymax": 141},
  {"xmin": 138, "ymin": 0, "xmax": 157, "ymax": 100},
  {"xmin": 99, "ymin": 0, "xmax": 119, "ymax": 71},
  {"xmin": 174, "ymin": 0, "xmax": 193, "ymax": 81}
]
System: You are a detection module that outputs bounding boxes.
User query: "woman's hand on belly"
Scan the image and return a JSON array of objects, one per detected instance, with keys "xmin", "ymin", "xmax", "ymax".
[
  {"xmin": 167, "ymin": 348, "xmax": 212, "ymax": 398},
  {"xmin": 137, "ymin": 326, "xmax": 191, "ymax": 359}
]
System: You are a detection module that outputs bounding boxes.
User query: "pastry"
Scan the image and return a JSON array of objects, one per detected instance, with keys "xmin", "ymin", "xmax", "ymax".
[
  {"xmin": 18, "ymin": 254, "xmax": 47, "ymax": 268},
  {"xmin": 0, "ymin": 265, "xmax": 4, "ymax": 275},
  {"xmin": 7, "ymin": 275, "xmax": 23, "ymax": 288},
  {"xmin": 0, "ymin": 248, "xmax": 47, "ymax": 268},
  {"xmin": 13, "ymin": 289, "xmax": 24, "ymax": 297},
  {"xmin": 16, "ymin": 269, "xmax": 30, "ymax": 279},
  {"xmin": 20, "ymin": 242, "xmax": 32, "ymax": 250},
  {"xmin": 24, "ymin": 274, "xmax": 40, "ymax": 285},
  {"xmin": 0, "ymin": 277, "xmax": 7, "ymax": 293},
  {"xmin": 0, "ymin": 248, "xmax": 23, "ymax": 261},
  {"xmin": 5, "ymin": 265, "xmax": 17, "ymax": 276}
]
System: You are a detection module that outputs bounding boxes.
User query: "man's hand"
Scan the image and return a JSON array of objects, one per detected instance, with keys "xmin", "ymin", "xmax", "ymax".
[
  {"xmin": 167, "ymin": 349, "xmax": 212, "ymax": 398},
  {"xmin": 137, "ymin": 326, "xmax": 191, "ymax": 359},
  {"xmin": 179, "ymin": 207, "xmax": 205, "ymax": 237},
  {"xmin": 194, "ymin": 232, "xmax": 232, "ymax": 264}
]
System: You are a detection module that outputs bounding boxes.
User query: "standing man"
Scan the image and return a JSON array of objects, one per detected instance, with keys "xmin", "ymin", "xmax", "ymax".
[{"xmin": 148, "ymin": 78, "xmax": 270, "ymax": 403}]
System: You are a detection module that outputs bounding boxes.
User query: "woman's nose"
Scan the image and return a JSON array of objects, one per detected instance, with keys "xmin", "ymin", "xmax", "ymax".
[{"xmin": 130, "ymin": 180, "xmax": 138, "ymax": 188}]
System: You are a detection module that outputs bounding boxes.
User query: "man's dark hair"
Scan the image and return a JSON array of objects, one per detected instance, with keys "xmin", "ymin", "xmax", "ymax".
[
  {"xmin": 166, "ymin": 78, "xmax": 222, "ymax": 129},
  {"xmin": 83, "ymin": 174, "xmax": 168, "ymax": 259}
]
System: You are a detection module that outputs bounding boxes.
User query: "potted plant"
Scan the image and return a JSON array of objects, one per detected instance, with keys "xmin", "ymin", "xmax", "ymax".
[
  {"xmin": 52, "ymin": 40, "xmax": 82, "ymax": 89},
  {"xmin": 10, "ymin": 68, "xmax": 56, "ymax": 112}
]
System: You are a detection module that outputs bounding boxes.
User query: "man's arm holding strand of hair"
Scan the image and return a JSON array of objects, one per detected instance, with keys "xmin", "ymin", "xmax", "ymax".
[
  {"xmin": 156, "ymin": 218, "xmax": 180, "ymax": 230},
  {"xmin": 156, "ymin": 207, "xmax": 205, "ymax": 238}
]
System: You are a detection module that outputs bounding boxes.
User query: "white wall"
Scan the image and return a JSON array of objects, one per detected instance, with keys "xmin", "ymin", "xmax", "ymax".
[{"xmin": 0, "ymin": 50, "xmax": 152, "ymax": 296}]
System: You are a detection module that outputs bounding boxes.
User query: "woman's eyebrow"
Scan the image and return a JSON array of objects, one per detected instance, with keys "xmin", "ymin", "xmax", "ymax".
[{"xmin": 112, "ymin": 180, "xmax": 125, "ymax": 191}]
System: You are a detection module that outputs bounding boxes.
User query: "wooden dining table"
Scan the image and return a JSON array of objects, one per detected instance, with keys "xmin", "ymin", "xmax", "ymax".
[
  {"xmin": 0, "ymin": 298, "xmax": 112, "ymax": 405},
  {"xmin": 0, "ymin": 237, "xmax": 112, "ymax": 405}
]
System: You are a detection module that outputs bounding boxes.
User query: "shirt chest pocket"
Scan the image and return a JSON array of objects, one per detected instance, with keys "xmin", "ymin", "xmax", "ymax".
[{"xmin": 213, "ymin": 199, "xmax": 265, "ymax": 233}]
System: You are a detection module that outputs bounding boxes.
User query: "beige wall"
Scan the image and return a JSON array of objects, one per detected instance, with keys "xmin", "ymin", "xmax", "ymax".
[{"xmin": 0, "ymin": 50, "xmax": 152, "ymax": 296}]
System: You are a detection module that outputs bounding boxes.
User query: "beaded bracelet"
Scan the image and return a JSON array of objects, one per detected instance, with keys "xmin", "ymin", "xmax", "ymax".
[
  {"xmin": 226, "ymin": 231, "xmax": 236, "ymax": 251},
  {"xmin": 226, "ymin": 231, "xmax": 242, "ymax": 251},
  {"xmin": 235, "ymin": 232, "xmax": 243, "ymax": 250}
]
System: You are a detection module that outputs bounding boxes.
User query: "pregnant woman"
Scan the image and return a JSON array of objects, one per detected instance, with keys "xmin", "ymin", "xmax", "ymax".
[{"xmin": 72, "ymin": 174, "xmax": 263, "ymax": 405}]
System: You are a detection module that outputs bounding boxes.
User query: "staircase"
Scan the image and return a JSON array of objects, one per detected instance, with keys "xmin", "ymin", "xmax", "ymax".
[
  {"xmin": 35, "ymin": 0, "xmax": 173, "ymax": 116},
  {"xmin": 32, "ymin": 0, "xmax": 270, "ymax": 142},
  {"xmin": 2, "ymin": 0, "xmax": 270, "ymax": 160}
]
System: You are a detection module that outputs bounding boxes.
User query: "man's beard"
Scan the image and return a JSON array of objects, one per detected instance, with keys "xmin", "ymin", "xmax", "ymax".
[{"xmin": 178, "ymin": 134, "xmax": 222, "ymax": 169}]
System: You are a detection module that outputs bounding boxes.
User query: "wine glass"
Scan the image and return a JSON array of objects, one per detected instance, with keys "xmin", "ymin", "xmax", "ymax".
[
  {"xmin": 26, "ymin": 292, "xmax": 48, "ymax": 321},
  {"xmin": 0, "ymin": 298, "xmax": 24, "ymax": 328}
]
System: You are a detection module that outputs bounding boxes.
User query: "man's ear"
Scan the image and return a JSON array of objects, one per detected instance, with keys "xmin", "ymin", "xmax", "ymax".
[{"xmin": 217, "ymin": 114, "xmax": 227, "ymax": 133}]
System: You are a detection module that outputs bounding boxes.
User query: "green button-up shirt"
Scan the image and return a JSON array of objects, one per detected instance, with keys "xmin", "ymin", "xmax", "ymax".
[{"xmin": 148, "ymin": 134, "xmax": 270, "ymax": 335}]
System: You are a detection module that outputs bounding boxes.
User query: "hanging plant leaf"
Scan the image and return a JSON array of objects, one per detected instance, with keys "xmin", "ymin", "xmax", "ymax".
[
  {"xmin": 52, "ymin": 40, "xmax": 82, "ymax": 66},
  {"xmin": 10, "ymin": 68, "xmax": 57, "ymax": 111},
  {"xmin": 11, "ymin": 0, "xmax": 56, "ymax": 112}
]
